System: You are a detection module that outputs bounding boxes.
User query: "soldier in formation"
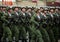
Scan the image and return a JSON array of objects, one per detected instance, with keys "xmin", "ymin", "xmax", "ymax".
[{"xmin": 0, "ymin": 6, "xmax": 60, "ymax": 42}]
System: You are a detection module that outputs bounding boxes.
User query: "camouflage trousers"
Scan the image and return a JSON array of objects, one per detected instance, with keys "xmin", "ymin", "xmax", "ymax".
[{"xmin": 2, "ymin": 26, "xmax": 12, "ymax": 42}]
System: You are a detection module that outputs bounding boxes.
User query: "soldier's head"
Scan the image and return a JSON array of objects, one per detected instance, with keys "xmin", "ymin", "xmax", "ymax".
[
  {"xmin": 26, "ymin": 8, "xmax": 32, "ymax": 12},
  {"xmin": 21, "ymin": 7, "xmax": 26, "ymax": 13},
  {"xmin": 55, "ymin": 8, "xmax": 59, "ymax": 12},
  {"xmin": 19, "ymin": 7, "xmax": 21, "ymax": 11},
  {"xmin": 14, "ymin": 7, "xmax": 19, "ymax": 12},
  {"xmin": 8, "ymin": 8, "xmax": 13, "ymax": 13},
  {"xmin": 40, "ymin": 7, "xmax": 44, "ymax": 12},
  {"xmin": 2, "ymin": 7, "xmax": 6, "ymax": 11},
  {"xmin": 36, "ymin": 9, "xmax": 41, "ymax": 13},
  {"xmin": 44, "ymin": 10, "xmax": 48, "ymax": 14},
  {"xmin": 0, "ymin": 7, "xmax": 2, "ymax": 11},
  {"xmin": 49, "ymin": 8, "xmax": 55, "ymax": 13},
  {"xmin": 43, "ymin": 8, "xmax": 48, "ymax": 14}
]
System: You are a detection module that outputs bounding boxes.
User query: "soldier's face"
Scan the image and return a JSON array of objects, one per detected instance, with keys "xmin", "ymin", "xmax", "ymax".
[
  {"xmin": 0, "ymin": 8, "xmax": 2, "ymax": 11},
  {"xmin": 37, "ymin": 9, "xmax": 41, "ymax": 13},
  {"xmin": 3, "ymin": 8, "xmax": 6, "ymax": 11},
  {"xmin": 38, "ymin": 10, "xmax": 41, "ymax": 13},
  {"xmin": 9, "ymin": 9, "xmax": 13, "ymax": 13},
  {"xmin": 55, "ymin": 9, "xmax": 59, "ymax": 12},
  {"xmin": 14, "ymin": 8, "xmax": 19, "ymax": 11},
  {"xmin": 40, "ymin": 8, "xmax": 44, "ymax": 12},
  {"xmin": 27, "ymin": 9, "xmax": 31, "ymax": 12},
  {"xmin": 22, "ymin": 8, "xmax": 26, "ymax": 12},
  {"xmin": 0, "ymin": 8, "xmax": 2, "ymax": 10},
  {"xmin": 50, "ymin": 9, "xmax": 54, "ymax": 13},
  {"xmin": 44, "ymin": 11, "xmax": 47, "ymax": 13}
]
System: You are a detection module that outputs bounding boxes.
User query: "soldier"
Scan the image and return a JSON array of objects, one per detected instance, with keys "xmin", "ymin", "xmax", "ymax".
[
  {"xmin": 30, "ymin": 8, "xmax": 44, "ymax": 42},
  {"xmin": 58, "ymin": 8, "xmax": 60, "ymax": 39},
  {"xmin": 0, "ymin": 7, "xmax": 4, "ymax": 42},
  {"xmin": 46, "ymin": 8, "xmax": 56, "ymax": 42},
  {"xmin": 18, "ymin": 7, "xmax": 27, "ymax": 42},
  {"xmin": 8, "ymin": 7, "xmax": 19, "ymax": 42},
  {"xmin": 53, "ymin": 8, "xmax": 60, "ymax": 42},
  {"xmin": 1, "ymin": 7, "xmax": 12, "ymax": 42},
  {"xmin": 55, "ymin": 8, "xmax": 60, "ymax": 39},
  {"xmin": 26, "ymin": 7, "xmax": 36, "ymax": 42},
  {"xmin": 35, "ymin": 8, "xmax": 51, "ymax": 42},
  {"xmin": 26, "ymin": 7, "xmax": 33, "ymax": 42},
  {"xmin": 24, "ymin": 7, "xmax": 44, "ymax": 42}
]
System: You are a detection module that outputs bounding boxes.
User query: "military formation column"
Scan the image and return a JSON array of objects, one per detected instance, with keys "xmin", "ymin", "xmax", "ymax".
[{"xmin": 0, "ymin": 6, "xmax": 60, "ymax": 42}]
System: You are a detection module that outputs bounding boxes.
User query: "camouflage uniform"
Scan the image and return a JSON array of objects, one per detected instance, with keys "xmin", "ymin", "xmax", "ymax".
[
  {"xmin": 1, "ymin": 11, "xmax": 12, "ymax": 42},
  {"xmin": 46, "ymin": 12, "xmax": 56, "ymax": 42},
  {"xmin": 35, "ymin": 11, "xmax": 51, "ymax": 42},
  {"xmin": 30, "ymin": 11, "xmax": 44, "ymax": 42},
  {"xmin": 53, "ymin": 12, "xmax": 59, "ymax": 42}
]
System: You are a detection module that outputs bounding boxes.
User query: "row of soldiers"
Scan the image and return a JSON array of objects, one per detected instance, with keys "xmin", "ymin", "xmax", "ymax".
[{"xmin": 0, "ymin": 6, "xmax": 60, "ymax": 42}]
